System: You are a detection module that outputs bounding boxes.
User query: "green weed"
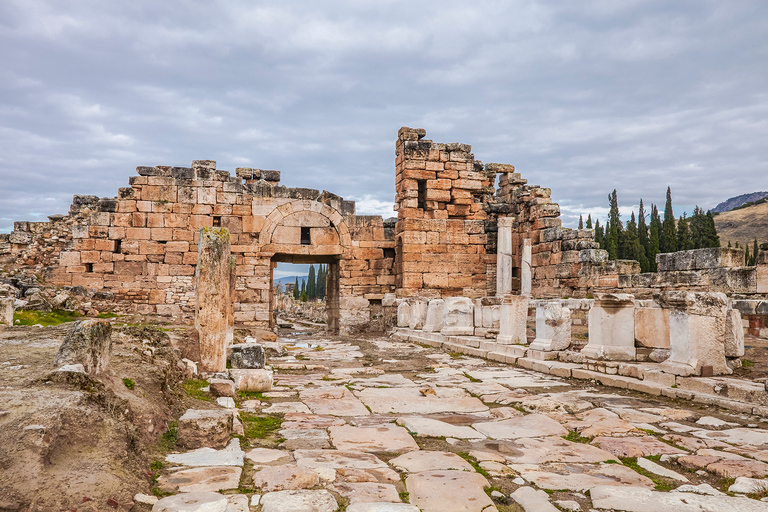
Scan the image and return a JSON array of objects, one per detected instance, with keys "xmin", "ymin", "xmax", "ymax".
[
  {"xmin": 563, "ymin": 430, "xmax": 591, "ymax": 443},
  {"xmin": 463, "ymin": 372, "xmax": 481, "ymax": 383},
  {"xmin": 122, "ymin": 377, "xmax": 135, "ymax": 390},
  {"xmin": 183, "ymin": 379, "xmax": 212, "ymax": 401},
  {"xmin": 13, "ymin": 309, "xmax": 81, "ymax": 326},
  {"xmin": 240, "ymin": 412, "xmax": 283, "ymax": 439}
]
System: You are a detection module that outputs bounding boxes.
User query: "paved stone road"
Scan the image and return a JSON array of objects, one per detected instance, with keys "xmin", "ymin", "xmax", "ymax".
[{"xmin": 147, "ymin": 331, "xmax": 768, "ymax": 512}]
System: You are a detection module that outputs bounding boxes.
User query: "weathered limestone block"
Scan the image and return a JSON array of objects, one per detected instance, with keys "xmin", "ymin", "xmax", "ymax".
[
  {"xmin": 422, "ymin": 299, "xmax": 445, "ymax": 333},
  {"xmin": 228, "ymin": 343, "xmax": 265, "ymax": 369},
  {"xmin": 656, "ymin": 247, "xmax": 745, "ymax": 271},
  {"xmin": 579, "ymin": 249, "xmax": 609, "ymax": 264},
  {"xmin": 529, "ymin": 302, "xmax": 571, "ymax": 352},
  {"xmin": 725, "ymin": 308, "xmax": 745, "ymax": 358},
  {"xmin": 582, "ymin": 294, "xmax": 636, "ymax": 361},
  {"xmin": 408, "ymin": 299, "xmax": 428, "ymax": 330},
  {"xmin": 0, "ymin": 297, "xmax": 13, "ymax": 325},
  {"xmin": 441, "ymin": 297, "xmax": 475, "ymax": 336},
  {"xmin": 152, "ymin": 492, "xmax": 228, "ymax": 512},
  {"xmin": 634, "ymin": 306, "xmax": 670, "ymax": 349},
  {"xmin": 497, "ymin": 294, "xmax": 529, "ymax": 344},
  {"xmin": 230, "ymin": 369, "xmax": 273, "ymax": 392},
  {"xmin": 496, "ymin": 217, "xmax": 514, "ymax": 296},
  {"xmin": 195, "ymin": 227, "xmax": 233, "ymax": 372},
  {"xmin": 657, "ymin": 291, "xmax": 730, "ymax": 376},
  {"xmin": 757, "ymin": 257, "xmax": 768, "ymax": 294},
  {"xmin": 397, "ymin": 302, "xmax": 411, "ymax": 328},
  {"xmin": 53, "ymin": 319, "xmax": 112, "ymax": 374},
  {"xmin": 521, "ymin": 239, "xmax": 532, "ymax": 296},
  {"xmin": 209, "ymin": 378, "xmax": 236, "ymax": 398},
  {"xmin": 177, "ymin": 409, "xmax": 234, "ymax": 450}
]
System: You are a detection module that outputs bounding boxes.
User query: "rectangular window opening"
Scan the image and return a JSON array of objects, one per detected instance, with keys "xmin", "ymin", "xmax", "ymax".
[
  {"xmin": 300, "ymin": 227, "xmax": 311, "ymax": 245},
  {"xmin": 213, "ymin": 216, "xmax": 222, "ymax": 227},
  {"xmin": 417, "ymin": 180, "xmax": 427, "ymax": 209},
  {"xmin": 85, "ymin": 263, "xmax": 93, "ymax": 273},
  {"xmin": 114, "ymin": 240, "xmax": 122, "ymax": 254}
]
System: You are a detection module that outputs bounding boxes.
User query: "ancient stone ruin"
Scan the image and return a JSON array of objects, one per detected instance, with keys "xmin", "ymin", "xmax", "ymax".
[{"xmin": 1, "ymin": 128, "xmax": 767, "ymax": 376}]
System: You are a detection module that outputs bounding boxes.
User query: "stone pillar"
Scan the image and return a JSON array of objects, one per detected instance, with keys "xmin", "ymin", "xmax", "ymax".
[
  {"xmin": 497, "ymin": 294, "xmax": 529, "ymax": 344},
  {"xmin": 657, "ymin": 291, "xmax": 731, "ymax": 376},
  {"xmin": 195, "ymin": 227, "xmax": 233, "ymax": 372},
  {"xmin": 408, "ymin": 298, "xmax": 428, "ymax": 330},
  {"xmin": 441, "ymin": 297, "xmax": 475, "ymax": 336},
  {"xmin": 0, "ymin": 298, "xmax": 13, "ymax": 326},
  {"xmin": 397, "ymin": 302, "xmax": 411, "ymax": 327},
  {"xmin": 757, "ymin": 250, "xmax": 768, "ymax": 294},
  {"xmin": 725, "ymin": 308, "xmax": 745, "ymax": 358},
  {"xmin": 521, "ymin": 238, "xmax": 532, "ymax": 296},
  {"xmin": 582, "ymin": 293, "xmax": 636, "ymax": 361},
  {"xmin": 496, "ymin": 217, "xmax": 515, "ymax": 296},
  {"xmin": 423, "ymin": 299, "xmax": 445, "ymax": 332},
  {"xmin": 529, "ymin": 301, "xmax": 571, "ymax": 352}
]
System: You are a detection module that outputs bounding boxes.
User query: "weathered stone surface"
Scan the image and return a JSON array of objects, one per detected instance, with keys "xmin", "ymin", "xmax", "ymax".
[
  {"xmin": 245, "ymin": 447, "xmax": 293, "ymax": 465},
  {"xmin": 395, "ymin": 417, "xmax": 485, "ymax": 440},
  {"xmin": 252, "ymin": 464, "xmax": 320, "ymax": 491},
  {"xmin": 389, "ymin": 451, "xmax": 475, "ymax": 473},
  {"xmin": 634, "ymin": 307, "xmax": 670, "ymax": 349},
  {"xmin": 300, "ymin": 386, "xmax": 371, "ymax": 416},
  {"xmin": 503, "ymin": 437, "xmax": 615, "ymax": 464},
  {"xmin": 728, "ymin": 476, "xmax": 768, "ymax": 494},
  {"xmin": 636, "ymin": 457, "xmax": 689, "ymax": 482},
  {"xmin": 228, "ymin": 343, "xmax": 265, "ymax": 369},
  {"xmin": 53, "ymin": 319, "xmax": 112, "ymax": 374},
  {"xmin": 583, "ymin": 294, "xmax": 636, "ymax": 361},
  {"xmin": 496, "ymin": 218, "xmax": 514, "ymax": 296},
  {"xmin": 472, "ymin": 414, "xmax": 567, "ymax": 440},
  {"xmin": 397, "ymin": 302, "xmax": 411, "ymax": 328},
  {"xmin": 346, "ymin": 504, "xmax": 420, "ymax": 512},
  {"xmin": 176, "ymin": 409, "xmax": 234, "ymax": 450},
  {"xmin": 230, "ymin": 369, "xmax": 272, "ymax": 392},
  {"xmin": 405, "ymin": 470, "xmax": 495, "ymax": 512},
  {"xmin": 279, "ymin": 428, "xmax": 331, "ymax": 450},
  {"xmin": 166, "ymin": 438, "xmax": 244, "ymax": 467},
  {"xmin": 592, "ymin": 436, "xmax": 686, "ymax": 458},
  {"xmin": 208, "ymin": 378, "xmax": 235, "ymax": 397},
  {"xmin": 509, "ymin": 463, "xmax": 654, "ymax": 491},
  {"xmin": 157, "ymin": 466, "xmax": 241, "ymax": 493},
  {"xmin": 497, "ymin": 294, "xmax": 529, "ymax": 344},
  {"xmin": 528, "ymin": 302, "xmax": 571, "ymax": 352},
  {"xmin": 259, "ymin": 490, "xmax": 338, "ymax": 512},
  {"xmin": 328, "ymin": 482, "xmax": 400, "ymax": 504},
  {"xmin": 422, "ymin": 299, "xmax": 445, "ymax": 333},
  {"xmin": 441, "ymin": 297, "xmax": 475, "ymax": 336},
  {"xmin": 510, "ymin": 487, "xmax": 559, "ymax": 512},
  {"xmin": 408, "ymin": 299, "xmax": 428, "ymax": 330},
  {"xmin": 724, "ymin": 308, "xmax": 745, "ymax": 358},
  {"xmin": 151, "ymin": 492, "xmax": 228, "ymax": 512},
  {"xmin": 195, "ymin": 227, "xmax": 233, "ymax": 372},
  {"xmin": 357, "ymin": 387, "xmax": 488, "ymax": 414},
  {"xmin": 590, "ymin": 484, "xmax": 768, "ymax": 512},
  {"xmin": 328, "ymin": 425, "xmax": 419, "ymax": 452},
  {"xmin": 294, "ymin": 449, "xmax": 389, "ymax": 470},
  {"xmin": 573, "ymin": 408, "xmax": 640, "ymax": 438},
  {"xmin": 657, "ymin": 247, "xmax": 745, "ymax": 271},
  {"xmin": 0, "ymin": 298, "xmax": 13, "ymax": 326}
]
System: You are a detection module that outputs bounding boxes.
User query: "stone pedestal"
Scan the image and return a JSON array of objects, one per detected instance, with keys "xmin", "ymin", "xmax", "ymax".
[
  {"xmin": 195, "ymin": 227, "xmax": 233, "ymax": 372},
  {"xmin": 496, "ymin": 217, "xmax": 514, "ymax": 296},
  {"xmin": 634, "ymin": 305, "xmax": 670, "ymax": 349},
  {"xmin": 423, "ymin": 299, "xmax": 445, "ymax": 332},
  {"xmin": 0, "ymin": 298, "xmax": 13, "ymax": 326},
  {"xmin": 408, "ymin": 298, "xmax": 428, "ymax": 330},
  {"xmin": 528, "ymin": 302, "xmax": 571, "ymax": 351},
  {"xmin": 725, "ymin": 308, "xmax": 745, "ymax": 358},
  {"xmin": 441, "ymin": 297, "xmax": 475, "ymax": 336},
  {"xmin": 497, "ymin": 294, "xmax": 529, "ymax": 344},
  {"xmin": 657, "ymin": 291, "xmax": 731, "ymax": 376},
  {"xmin": 521, "ymin": 238, "xmax": 532, "ymax": 296},
  {"xmin": 582, "ymin": 293, "xmax": 636, "ymax": 361},
  {"xmin": 397, "ymin": 302, "xmax": 411, "ymax": 327}
]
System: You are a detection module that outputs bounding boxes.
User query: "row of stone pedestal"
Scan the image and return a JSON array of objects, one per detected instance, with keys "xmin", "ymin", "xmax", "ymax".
[{"xmin": 397, "ymin": 291, "xmax": 745, "ymax": 377}]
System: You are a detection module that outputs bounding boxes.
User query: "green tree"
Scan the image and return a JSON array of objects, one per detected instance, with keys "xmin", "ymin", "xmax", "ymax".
[
  {"xmin": 606, "ymin": 190, "xmax": 621, "ymax": 260},
  {"xmin": 579, "ymin": 215, "xmax": 584, "ymax": 229},
  {"xmin": 704, "ymin": 210, "xmax": 720, "ymax": 248},
  {"xmin": 745, "ymin": 243, "xmax": 751, "ymax": 265},
  {"xmin": 316, "ymin": 265, "xmax": 327, "ymax": 299},
  {"xmin": 753, "ymin": 239, "xmax": 759, "ymax": 266},
  {"xmin": 637, "ymin": 200, "xmax": 650, "ymax": 271},
  {"xmin": 307, "ymin": 265, "xmax": 316, "ymax": 300},
  {"xmin": 676, "ymin": 213, "xmax": 693, "ymax": 251},
  {"xmin": 624, "ymin": 212, "xmax": 646, "ymax": 268},
  {"xmin": 648, "ymin": 204, "xmax": 661, "ymax": 271},
  {"xmin": 661, "ymin": 187, "xmax": 677, "ymax": 253},
  {"xmin": 594, "ymin": 219, "xmax": 604, "ymax": 248},
  {"xmin": 293, "ymin": 277, "xmax": 300, "ymax": 299},
  {"xmin": 586, "ymin": 214, "xmax": 593, "ymax": 229}
]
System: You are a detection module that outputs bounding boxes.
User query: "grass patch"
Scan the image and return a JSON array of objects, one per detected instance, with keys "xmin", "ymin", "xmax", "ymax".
[
  {"xmin": 151, "ymin": 487, "xmax": 173, "ymax": 498},
  {"xmin": 158, "ymin": 422, "xmax": 178, "ymax": 451},
  {"xmin": 398, "ymin": 491, "xmax": 410, "ymax": 503},
  {"xmin": 240, "ymin": 412, "xmax": 283, "ymax": 439},
  {"xmin": 13, "ymin": 309, "xmax": 81, "ymax": 326},
  {"xmin": 183, "ymin": 379, "xmax": 212, "ymax": 401},
  {"xmin": 742, "ymin": 359, "xmax": 755, "ymax": 368},
  {"xmin": 457, "ymin": 452, "xmax": 491, "ymax": 479},
  {"xmin": 563, "ymin": 430, "xmax": 591, "ymax": 443},
  {"xmin": 150, "ymin": 460, "xmax": 163, "ymax": 471},
  {"xmin": 463, "ymin": 372, "xmax": 481, "ymax": 383},
  {"xmin": 122, "ymin": 377, "xmax": 135, "ymax": 390},
  {"xmin": 237, "ymin": 390, "xmax": 271, "ymax": 401},
  {"xmin": 718, "ymin": 476, "xmax": 736, "ymax": 494},
  {"xmin": 448, "ymin": 352, "xmax": 463, "ymax": 359},
  {"xmin": 96, "ymin": 312, "xmax": 121, "ymax": 319},
  {"xmin": 620, "ymin": 457, "xmax": 677, "ymax": 492}
]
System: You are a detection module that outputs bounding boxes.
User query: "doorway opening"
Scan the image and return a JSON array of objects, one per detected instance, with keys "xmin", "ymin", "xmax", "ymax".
[{"xmin": 270, "ymin": 255, "xmax": 340, "ymax": 334}]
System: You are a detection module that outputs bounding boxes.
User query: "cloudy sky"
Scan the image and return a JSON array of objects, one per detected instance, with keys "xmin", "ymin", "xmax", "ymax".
[{"xmin": 2, "ymin": 1, "xmax": 767, "ymax": 237}]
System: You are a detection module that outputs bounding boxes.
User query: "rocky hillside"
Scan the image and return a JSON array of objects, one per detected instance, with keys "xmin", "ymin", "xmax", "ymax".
[
  {"xmin": 714, "ymin": 200, "xmax": 768, "ymax": 248},
  {"xmin": 712, "ymin": 191, "xmax": 768, "ymax": 213}
]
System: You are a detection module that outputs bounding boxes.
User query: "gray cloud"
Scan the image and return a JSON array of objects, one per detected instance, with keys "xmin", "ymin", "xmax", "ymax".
[{"xmin": 1, "ymin": 0, "xmax": 766, "ymax": 232}]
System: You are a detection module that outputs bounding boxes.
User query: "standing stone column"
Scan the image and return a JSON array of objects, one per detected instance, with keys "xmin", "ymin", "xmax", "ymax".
[
  {"xmin": 195, "ymin": 227, "xmax": 233, "ymax": 372},
  {"xmin": 529, "ymin": 301, "xmax": 571, "ymax": 352},
  {"xmin": 657, "ymin": 291, "xmax": 730, "ymax": 376},
  {"xmin": 496, "ymin": 217, "xmax": 514, "ymax": 296},
  {"xmin": 423, "ymin": 299, "xmax": 446, "ymax": 332},
  {"xmin": 582, "ymin": 293, "xmax": 636, "ymax": 361},
  {"xmin": 521, "ymin": 238, "xmax": 532, "ymax": 296},
  {"xmin": 0, "ymin": 298, "xmax": 13, "ymax": 326},
  {"xmin": 408, "ymin": 298, "xmax": 429, "ymax": 330},
  {"xmin": 497, "ymin": 294, "xmax": 529, "ymax": 344}
]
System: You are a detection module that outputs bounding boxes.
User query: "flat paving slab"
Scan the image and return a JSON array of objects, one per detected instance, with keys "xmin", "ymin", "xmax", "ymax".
[
  {"xmin": 472, "ymin": 413, "xmax": 568, "ymax": 439},
  {"xmin": 356, "ymin": 387, "xmax": 489, "ymax": 414},
  {"xmin": 328, "ymin": 425, "xmax": 420, "ymax": 452}
]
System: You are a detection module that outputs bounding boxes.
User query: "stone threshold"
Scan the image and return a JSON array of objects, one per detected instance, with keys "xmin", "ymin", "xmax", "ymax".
[{"xmin": 392, "ymin": 328, "xmax": 768, "ymax": 418}]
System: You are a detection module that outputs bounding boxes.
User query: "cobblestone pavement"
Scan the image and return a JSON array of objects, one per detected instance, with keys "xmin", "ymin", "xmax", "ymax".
[{"xmin": 148, "ymin": 330, "xmax": 768, "ymax": 512}]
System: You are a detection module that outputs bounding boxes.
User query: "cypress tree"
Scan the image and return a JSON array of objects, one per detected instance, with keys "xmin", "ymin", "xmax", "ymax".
[
  {"xmin": 649, "ymin": 204, "xmax": 661, "ymax": 271},
  {"xmin": 293, "ymin": 277, "xmax": 300, "ymax": 299},
  {"xmin": 753, "ymin": 239, "xmax": 759, "ymax": 266},
  {"xmin": 704, "ymin": 211, "xmax": 720, "ymax": 248},
  {"xmin": 586, "ymin": 214, "xmax": 593, "ymax": 229},
  {"xmin": 594, "ymin": 220, "xmax": 604, "ymax": 248},
  {"xmin": 689, "ymin": 206, "xmax": 704, "ymax": 248},
  {"xmin": 661, "ymin": 187, "xmax": 676, "ymax": 253},
  {"xmin": 606, "ymin": 190, "xmax": 621, "ymax": 260},
  {"xmin": 307, "ymin": 265, "xmax": 316, "ymax": 300},
  {"xmin": 637, "ymin": 200, "xmax": 650, "ymax": 271},
  {"xmin": 745, "ymin": 244, "xmax": 751, "ymax": 265},
  {"xmin": 728, "ymin": 240, "xmax": 732, "ymax": 248},
  {"xmin": 579, "ymin": 215, "xmax": 584, "ymax": 229},
  {"xmin": 676, "ymin": 213, "xmax": 692, "ymax": 251},
  {"xmin": 625, "ymin": 212, "xmax": 646, "ymax": 268},
  {"xmin": 317, "ymin": 265, "xmax": 326, "ymax": 299},
  {"xmin": 300, "ymin": 280, "xmax": 306, "ymax": 301}
]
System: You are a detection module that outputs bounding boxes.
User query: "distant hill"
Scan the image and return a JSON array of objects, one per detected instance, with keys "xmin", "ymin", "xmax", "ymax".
[
  {"xmin": 712, "ymin": 191, "xmax": 768, "ymax": 213},
  {"xmin": 714, "ymin": 200, "xmax": 768, "ymax": 248},
  {"xmin": 274, "ymin": 275, "xmax": 307, "ymax": 288}
]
